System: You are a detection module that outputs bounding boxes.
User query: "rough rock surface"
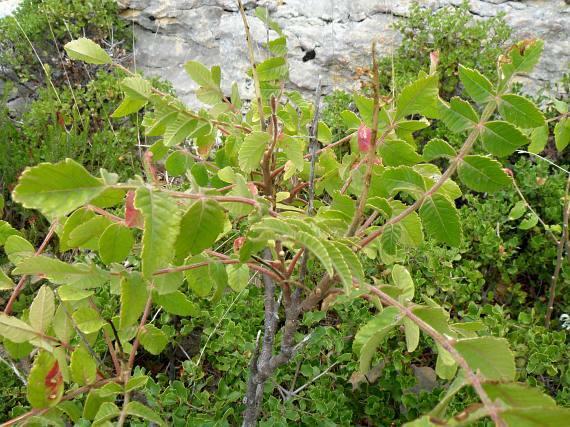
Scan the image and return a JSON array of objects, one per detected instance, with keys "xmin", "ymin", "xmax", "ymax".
[
  {"xmin": 2, "ymin": 1, "xmax": 569, "ymax": 104},
  {"xmin": 117, "ymin": 0, "xmax": 569, "ymax": 105}
]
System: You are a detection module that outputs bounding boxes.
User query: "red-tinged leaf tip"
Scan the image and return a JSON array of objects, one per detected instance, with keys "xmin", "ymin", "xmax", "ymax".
[
  {"xmin": 44, "ymin": 361, "xmax": 63, "ymax": 396},
  {"xmin": 233, "ymin": 236, "xmax": 246, "ymax": 254},
  {"xmin": 430, "ymin": 50, "xmax": 440, "ymax": 74},
  {"xmin": 125, "ymin": 190, "xmax": 143, "ymax": 228},
  {"xmin": 358, "ymin": 123, "xmax": 372, "ymax": 152}
]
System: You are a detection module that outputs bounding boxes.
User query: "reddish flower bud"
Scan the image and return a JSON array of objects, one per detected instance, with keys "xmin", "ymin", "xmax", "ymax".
[
  {"xmin": 358, "ymin": 123, "xmax": 372, "ymax": 152},
  {"xmin": 234, "ymin": 236, "xmax": 246, "ymax": 254},
  {"xmin": 247, "ymin": 182, "xmax": 259, "ymax": 196},
  {"xmin": 503, "ymin": 168, "xmax": 514, "ymax": 177}
]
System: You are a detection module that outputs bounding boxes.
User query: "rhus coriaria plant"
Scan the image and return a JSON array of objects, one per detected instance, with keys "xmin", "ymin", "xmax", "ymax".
[{"xmin": 1, "ymin": 5, "xmax": 569, "ymax": 426}]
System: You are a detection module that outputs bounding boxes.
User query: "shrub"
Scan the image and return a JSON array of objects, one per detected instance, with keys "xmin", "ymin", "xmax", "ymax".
[{"xmin": 0, "ymin": 6, "xmax": 569, "ymax": 427}]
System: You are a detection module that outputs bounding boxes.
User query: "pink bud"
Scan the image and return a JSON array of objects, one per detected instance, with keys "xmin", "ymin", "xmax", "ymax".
[
  {"xmin": 429, "ymin": 50, "xmax": 440, "ymax": 74},
  {"xmin": 358, "ymin": 123, "xmax": 372, "ymax": 152}
]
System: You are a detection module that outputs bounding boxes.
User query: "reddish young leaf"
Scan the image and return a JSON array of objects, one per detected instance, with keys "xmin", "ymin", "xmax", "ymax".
[
  {"xmin": 125, "ymin": 191, "xmax": 143, "ymax": 228},
  {"xmin": 358, "ymin": 123, "xmax": 372, "ymax": 152}
]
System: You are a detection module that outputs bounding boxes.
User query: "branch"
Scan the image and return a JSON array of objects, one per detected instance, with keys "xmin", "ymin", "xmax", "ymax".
[
  {"xmin": 358, "ymin": 102, "xmax": 497, "ymax": 249},
  {"xmin": 237, "ymin": 0, "xmax": 265, "ymax": 131},
  {"xmin": 347, "ymin": 42, "xmax": 382, "ymax": 236},
  {"xmin": 366, "ymin": 285, "xmax": 506, "ymax": 427},
  {"xmin": 545, "ymin": 173, "xmax": 570, "ymax": 327}
]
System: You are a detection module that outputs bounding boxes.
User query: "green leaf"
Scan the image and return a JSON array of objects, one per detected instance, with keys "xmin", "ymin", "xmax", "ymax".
[
  {"xmin": 153, "ymin": 291, "xmax": 200, "ymax": 317},
  {"xmin": 5, "ymin": 235, "xmax": 35, "ymax": 264},
  {"xmin": 455, "ymin": 336, "xmax": 516, "ymax": 381},
  {"xmin": 458, "ymin": 155, "xmax": 511, "ymax": 193},
  {"xmin": 175, "ymin": 200, "xmax": 225, "ymax": 260},
  {"xmin": 13, "ymin": 256, "xmax": 109, "ymax": 288},
  {"xmin": 323, "ymin": 241, "xmax": 353, "ymax": 293},
  {"xmin": 481, "ymin": 121, "xmax": 529, "ymax": 157},
  {"xmin": 153, "ymin": 270, "xmax": 184, "ymax": 295},
  {"xmin": 165, "ymin": 151, "xmax": 193, "ymax": 176},
  {"xmin": 295, "ymin": 231, "xmax": 334, "ymax": 277},
  {"xmin": 93, "ymin": 402, "xmax": 120, "ymax": 426},
  {"xmin": 125, "ymin": 401, "xmax": 166, "ymax": 426},
  {"xmin": 163, "ymin": 116, "xmax": 193, "ymax": 147},
  {"xmin": 392, "ymin": 264, "xmax": 414, "ymax": 301},
  {"xmin": 554, "ymin": 118, "xmax": 570, "ymax": 152},
  {"xmin": 120, "ymin": 274, "xmax": 148, "ymax": 329},
  {"xmin": 227, "ymin": 264, "xmax": 250, "ymax": 292},
  {"xmin": 57, "ymin": 401, "xmax": 82, "ymax": 423},
  {"xmin": 121, "ymin": 76, "xmax": 151, "ymax": 100},
  {"xmin": 483, "ymin": 382, "xmax": 556, "ymax": 409},
  {"xmin": 379, "ymin": 140, "xmax": 423, "ymax": 166},
  {"xmin": 419, "ymin": 194, "xmax": 461, "ymax": 246},
  {"xmin": 528, "ymin": 125, "xmax": 549, "ymax": 154},
  {"xmin": 144, "ymin": 110, "xmax": 178, "ymax": 137},
  {"xmin": 422, "ymin": 138, "xmax": 456, "ymax": 161},
  {"xmin": 268, "ymin": 36, "xmax": 287, "ymax": 56},
  {"xmin": 0, "ymin": 313, "xmax": 37, "ymax": 342},
  {"xmin": 439, "ymin": 97, "xmax": 479, "ymax": 133},
  {"xmin": 502, "ymin": 407, "xmax": 570, "ymax": 427},
  {"xmin": 458, "ymin": 65, "xmax": 495, "ymax": 104},
  {"xmin": 318, "ymin": 121, "xmax": 332, "ymax": 144},
  {"xmin": 58, "ymin": 285, "xmax": 93, "ymax": 302},
  {"xmin": 27, "ymin": 351, "xmax": 64, "ymax": 408},
  {"xmin": 12, "ymin": 159, "xmax": 106, "ymax": 217},
  {"xmin": 353, "ymin": 306, "xmax": 400, "ymax": 373},
  {"xmin": 184, "ymin": 61, "xmax": 216, "ymax": 87},
  {"xmin": 29, "ymin": 285, "xmax": 55, "ymax": 334},
  {"xmin": 64, "ymin": 38, "xmax": 111, "ymax": 64},
  {"xmin": 72, "ymin": 306, "xmax": 106, "ymax": 335},
  {"xmin": 519, "ymin": 213, "xmax": 539, "ymax": 230},
  {"xmin": 396, "ymin": 74, "xmax": 439, "ymax": 119},
  {"xmin": 256, "ymin": 57, "xmax": 288, "ymax": 81},
  {"xmin": 403, "ymin": 318, "xmax": 419, "ymax": 353},
  {"xmin": 53, "ymin": 304, "xmax": 75, "ymax": 343},
  {"xmin": 0, "ymin": 220, "xmax": 21, "ymax": 246},
  {"xmin": 375, "ymin": 166, "xmax": 427, "ymax": 199},
  {"xmin": 239, "ymin": 131, "xmax": 270, "ymax": 173},
  {"xmin": 125, "ymin": 375, "xmax": 149, "ymax": 393},
  {"xmin": 99, "ymin": 224, "xmax": 134, "ymax": 265},
  {"xmin": 70, "ymin": 346, "xmax": 97, "ymax": 386},
  {"xmin": 341, "ymin": 110, "xmax": 360, "ymax": 129},
  {"xmin": 280, "ymin": 135, "xmax": 305, "ymax": 171},
  {"xmin": 500, "ymin": 39, "xmax": 544, "ymax": 83},
  {"xmin": 59, "ymin": 209, "xmax": 95, "ymax": 251},
  {"xmin": 135, "ymin": 188, "xmax": 182, "ymax": 279},
  {"xmin": 139, "ymin": 325, "xmax": 168, "ymax": 355},
  {"xmin": 509, "ymin": 201, "xmax": 527, "ymax": 220},
  {"xmin": 498, "ymin": 94, "xmax": 546, "ymax": 129},
  {"xmin": 68, "ymin": 216, "xmax": 112, "ymax": 250},
  {"xmin": 0, "ymin": 268, "xmax": 13, "ymax": 290},
  {"xmin": 111, "ymin": 98, "xmax": 147, "ymax": 118}
]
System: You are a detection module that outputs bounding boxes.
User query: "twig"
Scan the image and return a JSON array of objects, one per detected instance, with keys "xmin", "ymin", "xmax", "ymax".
[
  {"xmin": 237, "ymin": 0, "xmax": 265, "ymax": 131},
  {"xmin": 358, "ymin": 102, "xmax": 497, "ymax": 249},
  {"xmin": 284, "ymin": 361, "xmax": 339, "ymax": 400},
  {"xmin": 367, "ymin": 286, "xmax": 506, "ymax": 426},
  {"xmin": 347, "ymin": 42, "xmax": 382, "ymax": 237},
  {"xmin": 511, "ymin": 178, "xmax": 558, "ymax": 244},
  {"xmin": 545, "ymin": 174, "xmax": 570, "ymax": 327},
  {"xmin": 307, "ymin": 76, "xmax": 322, "ymax": 216}
]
